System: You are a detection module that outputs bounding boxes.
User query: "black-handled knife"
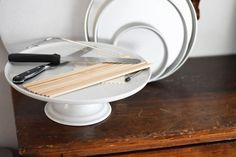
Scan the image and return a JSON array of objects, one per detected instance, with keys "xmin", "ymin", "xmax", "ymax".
[
  {"xmin": 12, "ymin": 62, "xmax": 69, "ymax": 84},
  {"xmin": 9, "ymin": 53, "xmax": 61, "ymax": 65},
  {"xmin": 9, "ymin": 47, "xmax": 94, "ymax": 65},
  {"xmin": 12, "ymin": 64, "xmax": 51, "ymax": 84}
]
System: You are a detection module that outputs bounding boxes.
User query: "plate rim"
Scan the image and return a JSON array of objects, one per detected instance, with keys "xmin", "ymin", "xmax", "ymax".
[
  {"xmin": 157, "ymin": 0, "xmax": 198, "ymax": 80},
  {"xmin": 157, "ymin": 0, "xmax": 189, "ymax": 78},
  {"xmin": 84, "ymin": 0, "xmax": 95, "ymax": 41}
]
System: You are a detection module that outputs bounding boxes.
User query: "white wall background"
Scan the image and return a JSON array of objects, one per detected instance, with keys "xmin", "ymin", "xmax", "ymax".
[
  {"xmin": 191, "ymin": 0, "xmax": 236, "ymax": 56},
  {"xmin": 0, "ymin": 0, "xmax": 236, "ymax": 149}
]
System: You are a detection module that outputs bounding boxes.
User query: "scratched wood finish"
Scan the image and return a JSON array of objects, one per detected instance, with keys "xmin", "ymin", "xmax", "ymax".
[
  {"xmin": 12, "ymin": 55, "xmax": 236, "ymax": 157},
  {"xmin": 110, "ymin": 141, "xmax": 236, "ymax": 157}
]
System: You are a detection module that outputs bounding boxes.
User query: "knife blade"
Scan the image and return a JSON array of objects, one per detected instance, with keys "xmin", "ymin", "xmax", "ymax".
[
  {"xmin": 8, "ymin": 50, "xmax": 141, "ymax": 65},
  {"xmin": 12, "ymin": 62, "xmax": 69, "ymax": 84}
]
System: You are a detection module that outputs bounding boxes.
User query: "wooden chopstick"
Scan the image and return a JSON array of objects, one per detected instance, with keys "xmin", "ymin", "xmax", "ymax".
[
  {"xmin": 29, "ymin": 64, "xmax": 128, "ymax": 93},
  {"xmin": 24, "ymin": 62, "xmax": 150, "ymax": 97},
  {"xmin": 24, "ymin": 64, "xmax": 109, "ymax": 88},
  {"xmin": 24, "ymin": 63, "xmax": 118, "ymax": 90}
]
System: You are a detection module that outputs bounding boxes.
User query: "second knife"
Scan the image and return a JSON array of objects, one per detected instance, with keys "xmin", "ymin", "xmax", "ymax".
[{"xmin": 9, "ymin": 52, "xmax": 141, "ymax": 65}]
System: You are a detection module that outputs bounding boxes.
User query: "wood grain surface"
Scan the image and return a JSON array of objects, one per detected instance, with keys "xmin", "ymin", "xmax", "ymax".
[
  {"xmin": 109, "ymin": 141, "xmax": 236, "ymax": 157},
  {"xmin": 12, "ymin": 55, "xmax": 236, "ymax": 157}
]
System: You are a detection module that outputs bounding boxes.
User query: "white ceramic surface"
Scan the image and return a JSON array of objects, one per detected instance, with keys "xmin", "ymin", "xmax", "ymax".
[
  {"xmin": 84, "ymin": 0, "xmax": 107, "ymax": 41},
  {"xmin": 170, "ymin": 0, "xmax": 193, "ymax": 43},
  {"xmin": 157, "ymin": 0, "xmax": 198, "ymax": 80},
  {"xmin": 113, "ymin": 24, "xmax": 168, "ymax": 82},
  {"xmin": 85, "ymin": 0, "xmax": 193, "ymax": 44},
  {"xmin": 174, "ymin": 0, "xmax": 198, "ymax": 70},
  {"xmin": 5, "ymin": 41, "xmax": 151, "ymax": 126},
  {"xmin": 84, "ymin": 0, "xmax": 197, "ymax": 80},
  {"xmin": 45, "ymin": 102, "xmax": 112, "ymax": 126},
  {"xmin": 94, "ymin": 0, "xmax": 186, "ymax": 68}
]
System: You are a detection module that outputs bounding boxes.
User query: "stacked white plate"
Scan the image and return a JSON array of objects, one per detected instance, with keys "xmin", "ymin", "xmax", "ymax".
[{"xmin": 84, "ymin": 0, "xmax": 197, "ymax": 82}]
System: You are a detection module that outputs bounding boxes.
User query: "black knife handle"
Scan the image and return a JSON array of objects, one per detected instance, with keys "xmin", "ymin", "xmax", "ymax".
[
  {"xmin": 12, "ymin": 64, "xmax": 48, "ymax": 84},
  {"xmin": 8, "ymin": 53, "xmax": 61, "ymax": 65}
]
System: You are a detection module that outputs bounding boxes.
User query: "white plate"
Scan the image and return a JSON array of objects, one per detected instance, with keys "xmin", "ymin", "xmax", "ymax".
[
  {"xmin": 93, "ymin": 0, "xmax": 188, "ymax": 79},
  {"xmin": 94, "ymin": 0, "xmax": 185, "ymax": 67},
  {"xmin": 113, "ymin": 24, "xmax": 168, "ymax": 82},
  {"xmin": 85, "ymin": 0, "xmax": 192, "ymax": 44},
  {"xmin": 84, "ymin": 0, "xmax": 197, "ymax": 80},
  {"xmin": 158, "ymin": 0, "xmax": 198, "ymax": 80},
  {"xmin": 84, "ymin": 0, "xmax": 107, "ymax": 41},
  {"xmin": 174, "ymin": 0, "xmax": 198, "ymax": 70},
  {"xmin": 170, "ymin": 0, "xmax": 193, "ymax": 43}
]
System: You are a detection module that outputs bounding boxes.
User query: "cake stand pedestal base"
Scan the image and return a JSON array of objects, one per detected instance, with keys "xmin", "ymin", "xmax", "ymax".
[{"xmin": 44, "ymin": 102, "xmax": 112, "ymax": 126}]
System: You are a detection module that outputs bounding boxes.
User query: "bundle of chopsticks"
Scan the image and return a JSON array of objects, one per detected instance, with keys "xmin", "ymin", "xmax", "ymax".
[{"xmin": 23, "ymin": 62, "xmax": 150, "ymax": 97}]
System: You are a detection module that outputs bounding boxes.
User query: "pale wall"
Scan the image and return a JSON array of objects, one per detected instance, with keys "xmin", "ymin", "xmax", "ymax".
[{"xmin": 191, "ymin": 0, "xmax": 236, "ymax": 56}]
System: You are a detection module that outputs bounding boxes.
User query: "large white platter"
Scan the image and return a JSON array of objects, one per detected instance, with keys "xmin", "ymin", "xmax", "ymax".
[
  {"xmin": 94, "ymin": 0, "xmax": 186, "ymax": 68},
  {"xmin": 158, "ymin": 0, "xmax": 198, "ymax": 80},
  {"xmin": 170, "ymin": 0, "xmax": 193, "ymax": 44},
  {"xmin": 173, "ymin": 0, "xmax": 198, "ymax": 71},
  {"xmin": 5, "ymin": 41, "xmax": 151, "ymax": 126},
  {"xmin": 84, "ymin": 0, "xmax": 197, "ymax": 80},
  {"xmin": 85, "ymin": 0, "xmax": 193, "ymax": 45}
]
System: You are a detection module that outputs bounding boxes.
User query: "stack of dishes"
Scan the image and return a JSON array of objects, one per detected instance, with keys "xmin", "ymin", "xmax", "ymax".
[{"xmin": 84, "ymin": 0, "xmax": 197, "ymax": 82}]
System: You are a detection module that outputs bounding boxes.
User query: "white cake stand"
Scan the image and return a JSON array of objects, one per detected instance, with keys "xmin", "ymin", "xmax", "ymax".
[{"xmin": 5, "ymin": 41, "xmax": 151, "ymax": 126}]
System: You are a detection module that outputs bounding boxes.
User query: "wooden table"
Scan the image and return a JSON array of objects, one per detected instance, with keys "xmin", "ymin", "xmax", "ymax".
[{"xmin": 12, "ymin": 56, "xmax": 236, "ymax": 157}]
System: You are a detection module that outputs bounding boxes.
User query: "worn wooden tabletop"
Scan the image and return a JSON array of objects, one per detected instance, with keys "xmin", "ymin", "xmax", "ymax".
[{"xmin": 12, "ymin": 55, "xmax": 236, "ymax": 157}]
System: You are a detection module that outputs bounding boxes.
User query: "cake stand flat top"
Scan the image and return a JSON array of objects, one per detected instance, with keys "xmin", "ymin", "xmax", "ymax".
[{"xmin": 5, "ymin": 41, "xmax": 150, "ymax": 104}]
